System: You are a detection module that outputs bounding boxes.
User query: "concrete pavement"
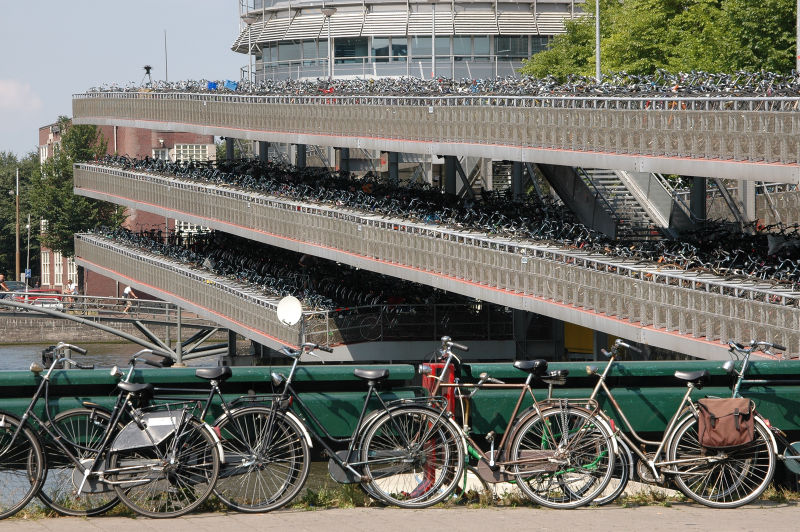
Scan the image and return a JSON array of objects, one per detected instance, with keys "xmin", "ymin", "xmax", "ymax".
[{"xmin": 2, "ymin": 504, "xmax": 798, "ymax": 532}]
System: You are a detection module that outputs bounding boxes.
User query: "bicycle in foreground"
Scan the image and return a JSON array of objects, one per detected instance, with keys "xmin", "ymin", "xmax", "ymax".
[
  {"xmin": 724, "ymin": 340, "xmax": 800, "ymax": 479},
  {"xmin": 0, "ymin": 343, "xmax": 221, "ymax": 519},
  {"xmin": 235, "ymin": 341, "xmax": 465, "ymax": 509},
  {"xmin": 581, "ymin": 339, "xmax": 776, "ymax": 508},
  {"xmin": 420, "ymin": 336, "xmax": 617, "ymax": 509}
]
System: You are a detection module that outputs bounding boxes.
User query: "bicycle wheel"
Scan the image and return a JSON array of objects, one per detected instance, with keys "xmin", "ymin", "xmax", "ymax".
[
  {"xmin": 213, "ymin": 407, "xmax": 310, "ymax": 513},
  {"xmin": 0, "ymin": 412, "xmax": 45, "ymax": 519},
  {"xmin": 593, "ymin": 437, "xmax": 632, "ymax": 506},
  {"xmin": 509, "ymin": 406, "xmax": 615, "ymax": 509},
  {"xmin": 38, "ymin": 408, "xmax": 121, "ymax": 516},
  {"xmin": 668, "ymin": 414, "xmax": 775, "ymax": 508},
  {"xmin": 360, "ymin": 407, "xmax": 464, "ymax": 508},
  {"xmin": 108, "ymin": 418, "xmax": 220, "ymax": 518}
]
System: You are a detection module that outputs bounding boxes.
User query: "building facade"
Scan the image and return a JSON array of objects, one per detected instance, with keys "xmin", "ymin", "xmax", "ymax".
[{"xmin": 233, "ymin": 0, "xmax": 584, "ymax": 80}]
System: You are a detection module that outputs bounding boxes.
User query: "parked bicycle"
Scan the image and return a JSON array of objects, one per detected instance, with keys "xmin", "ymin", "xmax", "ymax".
[
  {"xmin": 419, "ymin": 336, "xmax": 617, "ymax": 509},
  {"xmin": 581, "ymin": 339, "xmax": 776, "ymax": 508},
  {"xmin": 0, "ymin": 343, "xmax": 221, "ymax": 519}
]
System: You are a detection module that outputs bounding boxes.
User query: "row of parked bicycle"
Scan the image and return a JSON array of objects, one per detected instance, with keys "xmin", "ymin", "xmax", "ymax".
[
  {"xmin": 88, "ymin": 69, "xmax": 800, "ymax": 97},
  {"xmin": 93, "ymin": 226, "xmax": 463, "ymax": 311},
  {"xmin": 95, "ymin": 155, "xmax": 800, "ymax": 291},
  {"xmin": 0, "ymin": 335, "xmax": 794, "ymax": 519}
]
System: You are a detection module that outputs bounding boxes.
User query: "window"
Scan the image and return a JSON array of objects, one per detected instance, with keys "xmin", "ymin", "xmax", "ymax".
[
  {"xmin": 152, "ymin": 148, "xmax": 169, "ymax": 160},
  {"xmin": 372, "ymin": 37, "xmax": 390, "ymax": 62},
  {"xmin": 174, "ymin": 144, "xmax": 209, "ymax": 162},
  {"xmin": 495, "ymin": 36, "xmax": 528, "ymax": 57},
  {"xmin": 302, "ymin": 40, "xmax": 318, "ymax": 62},
  {"xmin": 39, "ymin": 145, "xmax": 48, "ymax": 164},
  {"xmin": 175, "ymin": 221, "xmax": 209, "ymax": 234},
  {"xmin": 453, "ymin": 36, "xmax": 471, "ymax": 60},
  {"xmin": 40, "ymin": 219, "xmax": 48, "ymax": 234},
  {"xmin": 335, "ymin": 37, "xmax": 368, "ymax": 63},
  {"xmin": 410, "ymin": 36, "xmax": 430, "ymax": 58},
  {"xmin": 67, "ymin": 257, "xmax": 77, "ymax": 282},
  {"xmin": 41, "ymin": 252, "xmax": 50, "ymax": 286},
  {"xmin": 531, "ymin": 36, "xmax": 550, "ymax": 55},
  {"xmin": 391, "ymin": 37, "xmax": 407, "ymax": 61},
  {"xmin": 473, "ymin": 36, "xmax": 490, "ymax": 59},
  {"xmin": 53, "ymin": 251, "xmax": 63, "ymax": 286},
  {"xmin": 278, "ymin": 41, "xmax": 301, "ymax": 62}
]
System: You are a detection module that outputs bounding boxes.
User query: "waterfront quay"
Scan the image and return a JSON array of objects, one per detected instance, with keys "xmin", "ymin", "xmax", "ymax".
[{"xmin": 4, "ymin": 505, "xmax": 800, "ymax": 532}]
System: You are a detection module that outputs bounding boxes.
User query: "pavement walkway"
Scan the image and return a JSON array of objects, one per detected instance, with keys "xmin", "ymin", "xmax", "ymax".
[{"xmin": 2, "ymin": 503, "xmax": 798, "ymax": 532}]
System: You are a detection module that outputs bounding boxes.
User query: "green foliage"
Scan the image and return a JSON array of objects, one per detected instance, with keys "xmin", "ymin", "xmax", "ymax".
[
  {"xmin": 0, "ymin": 151, "xmax": 39, "ymax": 280},
  {"xmin": 28, "ymin": 117, "xmax": 125, "ymax": 257},
  {"xmin": 521, "ymin": 0, "xmax": 797, "ymax": 78}
]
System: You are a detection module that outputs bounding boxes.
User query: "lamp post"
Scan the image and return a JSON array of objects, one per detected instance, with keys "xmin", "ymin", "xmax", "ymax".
[
  {"xmin": 25, "ymin": 214, "xmax": 30, "ymax": 288},
  {"xmin": 15, "ymin": 168, "xmax": 20, "ymax": 282},
  {"xmin": 595, "ymin": 0, "xmax": 601, "ymax": 81},
  {"xmin": 430, "ymin": 0, "xmax": 436, "ymax": 79},
  {"xmin": 242, "ymin": 15, "xmax": 258, "ymax": 83},
  {"xmin": 321, "ymin": 7, "xmax": 337, "ymax": 81}
]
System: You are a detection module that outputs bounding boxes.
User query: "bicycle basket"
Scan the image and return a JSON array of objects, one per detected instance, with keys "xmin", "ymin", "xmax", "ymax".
[{"xmin": 696, "ymin": 398, "xmax": 755, "ymax": 449}]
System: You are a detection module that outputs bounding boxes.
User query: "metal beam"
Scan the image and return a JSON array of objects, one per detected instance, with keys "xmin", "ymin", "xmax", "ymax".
[{"xmin": 296, "ymin": 144, "xmax": 307, "ymax": 168}]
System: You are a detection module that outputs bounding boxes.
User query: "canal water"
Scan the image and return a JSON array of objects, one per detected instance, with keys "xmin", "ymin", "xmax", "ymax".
[{"xmin": 0, "ymin": 343, "xmax": 217, "ymax": 371}]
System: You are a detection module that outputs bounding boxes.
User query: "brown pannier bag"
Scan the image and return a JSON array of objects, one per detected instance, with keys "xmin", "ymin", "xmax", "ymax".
[{"xmin": 696, "ymin": 398, "xmax": 755, "ymax": 449}]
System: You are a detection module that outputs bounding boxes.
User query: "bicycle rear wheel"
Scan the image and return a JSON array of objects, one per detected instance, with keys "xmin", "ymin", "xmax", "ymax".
[
  {"xmin": 509, "ymin": 406, "xmax": 615, "ymax": 509},
  {"xmin": 0, "ymin": 412, "xmax": 45, "ymax": 519},
  {"xmin": 38, "ymin": 408, "xmax": 121, "ymax": 516},
  {"xmin": 593, "ymin": 437, "xmax": 632, "ymax": 506},
  {"xmin": 668, "ymin": 414, "xmax": 775, "ymax": 508},
  {"xmin": 359, "ymin": 407, "xmax": 464, "ymax": 508},
  {"xmin": 213, "ymin": 407, "xmax": 310, "ymax": 512},
  {"xmin": 108, "ymin": 418, "xmax": 220, "ymax": 518}
]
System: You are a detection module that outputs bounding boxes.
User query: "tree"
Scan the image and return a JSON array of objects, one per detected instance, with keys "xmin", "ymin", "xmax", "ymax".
[
  {"xmin": 28, "ymin": 117, "xmax": 126, "ymax": 257},
  {"xmin": 0, "ymin": 151, "xmax": 39, "ymax": 279},
  {"xmin": 521, "ymin": 0, "xmax": 797, "ymax": 78}
]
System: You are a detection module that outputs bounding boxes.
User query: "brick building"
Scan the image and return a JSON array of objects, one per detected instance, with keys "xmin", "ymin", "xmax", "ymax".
[{"xmin": 37, "ymin": 121, "xmax": 215, "ymax": 296}]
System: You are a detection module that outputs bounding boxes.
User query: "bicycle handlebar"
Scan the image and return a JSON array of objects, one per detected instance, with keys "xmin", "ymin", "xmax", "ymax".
[
  {"xmin": 55, "ymin": 342, "xmax": 87, "ymax": 355},
  {"xmin": 59, "ymin": 357, "xmax": 94, "ymax": 370}
]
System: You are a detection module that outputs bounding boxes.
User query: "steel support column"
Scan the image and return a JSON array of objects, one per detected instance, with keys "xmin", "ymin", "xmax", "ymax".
[
  {"xmin": 444, "ymin": 155, "xmax": 457, "ymax": 196},
  {"xmin": 296, "ymin": 144, "xmax": 307, "ymax": 168},
  {"xmin": 338, "ymin": 147, "xmax": 350, "ymax": 173},
  {"xmin": 592, "ymin": 330, "xmax": 609, "ymax": 362},
  {"xmin": 690, "ymin": 176, "xmax": 707, "ymax": 223},
  {"xmin": 388, "ymin": 151, "xmax": 399, "ymax": 181},
  {"xmin": 512, "ymin": 161, "xmax": 525, "ymax": 200},
  {"xmin": 225, "ymin": 138, "xmax": 235, "ymax": 161},
  {"xmin": 552, "ymin": 319, "xmax": 566, "ymax": 361},
  {"xmin": 512, "ymin": 309, "xmax": 532, "ymax": 360},
  {"xmin": 259, "ymin": 141, "xmax": 269, "ymax": 162}
]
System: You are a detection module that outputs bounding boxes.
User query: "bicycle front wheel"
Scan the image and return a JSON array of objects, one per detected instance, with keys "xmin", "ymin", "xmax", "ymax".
[
  {"xmin": 668, "ymin": 414, "xmax": 775, "ymax": 508},
  {"xmin": 360, "ymin": 407, "xmax": 464, "ymax": 508},
  {"xmin": 108, "ymin": 418, "xmax": 220, "ymax": 518},
  {"xmin": 213, "ymin": 407, "xmax": 310, "ymax": 512},
  {"xmin": 38, "ymin": 408, "xmax": 121, "ymax": 516},
  {"xmin": 593, "ymin": 437, "xmax": 632, "ymax": 506},
  {"xmin": 509, "ymin": 406, "xmax": 615, "ymax": 509},
  {"xmin": 0, "ymin": 413, "xmax": 45, "ymax": 519}
]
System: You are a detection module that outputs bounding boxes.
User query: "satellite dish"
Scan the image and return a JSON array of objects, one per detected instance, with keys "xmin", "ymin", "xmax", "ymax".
[{"xmin": 276, "ymin": 296, "xmax": 303, "ymax": 326}]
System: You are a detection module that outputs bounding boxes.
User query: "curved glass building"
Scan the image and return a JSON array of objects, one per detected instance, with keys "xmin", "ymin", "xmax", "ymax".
[{"xmin": 233, "ymin": 1, "xmax": 585, "ymax": 80}]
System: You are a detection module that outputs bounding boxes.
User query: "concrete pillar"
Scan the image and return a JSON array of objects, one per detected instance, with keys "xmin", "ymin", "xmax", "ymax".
[
  {"xmin": 227, "ymin": 329, "xmax": 238, "ymax": 360},
  {"xmin": 551, "ymin": 318, "xmax": 565, "ymax": 361},
  {"xmin": 258, "ymin": 141, "xmax": 269, "ymax": 162},
  {"xmin": 592, "ymin": 330, "xmax": 609, "ymax": 362},
  {"xmin": 483, "ymin": 158, "xmax": 493, "ymax": 191},
  {"xmin": 337, "ymin": 147, "xmax": 350, "ymax": 173},
  {"xmin": 296, "ymin": 144, "xmax": 307, "ymax": 168},
  {"xmin": 690, "ymin": 176, "xmax": 707, "ymax": 222},
  {"xmin": 444, "ymin": 156, "xmax": 457, "ymax": 196},
  {"xmin": 738, "ymin": 180, "xmax": 757, "ymax": 221},
  {"xmin": 512, "ymin": 309, "xmax": 532, "ymax": 360},
  {"xmin": 388, "ymin": 151, "xmax": 399, "ymax": 181},
  {"xmin": 512, "ymin": 161, "xmax": 525, "ymax": 200},
  {"xmin": 225, "ymin": 138, "xmax": 235, "ymax": 161}
]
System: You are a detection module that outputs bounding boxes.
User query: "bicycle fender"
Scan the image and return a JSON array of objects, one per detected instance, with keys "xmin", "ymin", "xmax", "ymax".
[
  {"xmin": 755, "ymin": 416, "xmax": 779, "ymax": 455},
  {"xmin": 284, "ymin": 411, "xmax": 314, "ymax": 449},
  {"xmin": 593, "ymin": 416, "xmax": 619, "ymax": 455},
  {"xmin": 202, "ymin": 421, "xmax": 226, "ymax": 464}
]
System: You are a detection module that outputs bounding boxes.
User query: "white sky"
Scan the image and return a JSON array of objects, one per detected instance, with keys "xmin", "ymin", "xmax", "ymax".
[{"xmin": 0, "ymin": 0, "xmax": 243, "ymax": 156}]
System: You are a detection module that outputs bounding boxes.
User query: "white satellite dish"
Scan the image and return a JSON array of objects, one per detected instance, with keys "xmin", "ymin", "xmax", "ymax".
[{"xmin": 276, "ymin": 296, "xmax": 303, "ymax": 326}]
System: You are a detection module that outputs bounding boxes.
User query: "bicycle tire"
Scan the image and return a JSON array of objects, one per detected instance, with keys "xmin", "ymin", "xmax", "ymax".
[
  {"xmin": 668, "ymin": 414, "xmax": 775, "ymax": 508},
  {"xmin": 359, "ymin": 407, "xmax": 464, "ymax": 508},
  {"xmin": 213, "ymin": 407, "xmax": 310, "ymax": 513},
  {"xmin": 509, "ymin": 406, "xmax": 615, "ymax": 509},
  {"xmin": 0, "ymin": 412, "xmax": 45, "ymax": 519},
  {"xmin": 108, "ymin": 417, "xmax": 220, "ymax": 518},
  {"xmin": 38, "ymin": 408, "xmax": 121, "ymax": 516},
  {"xmin": 593, "ymin": 437, "xmax": 633, "ymax": 506}
]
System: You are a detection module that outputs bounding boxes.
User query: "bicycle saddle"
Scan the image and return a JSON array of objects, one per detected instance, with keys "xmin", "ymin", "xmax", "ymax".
[
  {"xmin": 673, "ymin": 369, "xmax": 709, "ymax": 386},
  {"xmin": 353, "ymin": 368, "xmax": 389, "ymax": 381},
  {"xmin": 117, "ymin": 381, "xmax": 155, "ymax": 397},
  {"xmin": 513, "ymin": 359, "xmax": 548, "ymax": 375},
  {"xmin": 195, "ymin": 366, "xmax": 233, "ymax": 381}
]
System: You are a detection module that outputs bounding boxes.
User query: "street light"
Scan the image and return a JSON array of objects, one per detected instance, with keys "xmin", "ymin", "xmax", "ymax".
[
  {"xmin": 242, "ymin": 15, "xmax": 258, "ymax": 84},
  {"xmin": 595, "ymin": 0, "xmax": 601, "ymax": 81},
  {"xmin": 429, "ymin": 0, "xmax": 436, "ymax": 79},
  {"xmin": 321, "ymin": 7, "xmax": 337, "ymax": 81},
  {"xmin": 25, "ymin": 214, "xmax": 30, "ymax": 288}
]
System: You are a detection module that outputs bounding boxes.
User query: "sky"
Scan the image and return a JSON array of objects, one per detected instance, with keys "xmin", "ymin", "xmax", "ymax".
[{"xmin": 0, "ymin": 1, "xmax": 243, "ymax": 157}]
